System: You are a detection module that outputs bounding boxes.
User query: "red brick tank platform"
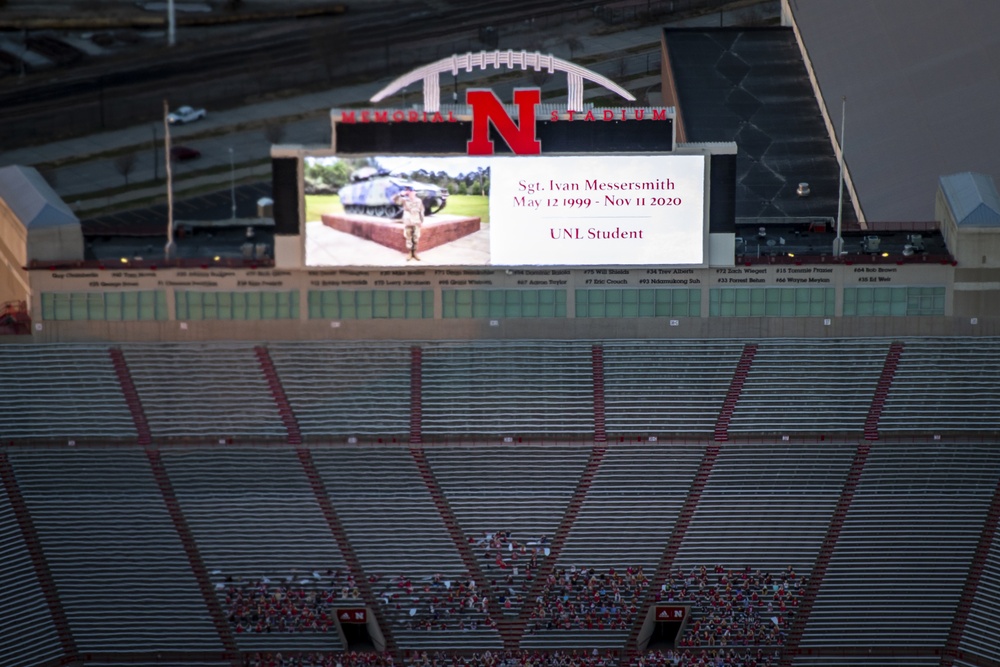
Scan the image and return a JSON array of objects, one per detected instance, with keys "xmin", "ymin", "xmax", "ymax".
[{"xmin": 321, "ymin": 213, "xmax": 481, "ymax": 253}]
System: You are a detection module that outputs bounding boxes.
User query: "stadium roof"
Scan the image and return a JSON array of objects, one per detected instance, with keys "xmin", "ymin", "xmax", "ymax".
[
  {"xmin": 0, "ymin": 164, "xmax": 78, "ymax": 230},
  {"xmin": 785, "ymin": 0, "xmax": 1000, "ymax": 222},
  {"xmin": 940, "ymin": 172, "xmax": 1000, "ymax": 227},
  {"xmin": 662, "ymin": 27, "xmax": 858, "ymax": 228}
]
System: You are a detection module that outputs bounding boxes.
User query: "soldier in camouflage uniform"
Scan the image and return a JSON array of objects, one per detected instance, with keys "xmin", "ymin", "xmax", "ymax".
[{"xmin": 393, "ymin": 186, "xmax": 425, "ymax": 261}]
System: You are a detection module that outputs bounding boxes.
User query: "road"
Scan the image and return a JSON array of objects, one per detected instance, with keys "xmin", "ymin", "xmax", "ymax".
[
  {"xmin": 25, "ymin": 30, "xmax": 671, "ymax": 217},
  {"xmin": 0, "ymin": 0, "xmax": 603, "ymax": 149},
  {"xmin": 1, "ymin": 0, "xmax": 778, "ymax": 220}
]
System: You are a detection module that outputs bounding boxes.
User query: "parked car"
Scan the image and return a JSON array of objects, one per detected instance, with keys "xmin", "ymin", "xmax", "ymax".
[
  {"xmin": 170, "ymin": 145, "xmax": 201, "ymax": 161},
  {"xmin": 167, "ymin": 105, "xmax": 206, "ymax": 125}
]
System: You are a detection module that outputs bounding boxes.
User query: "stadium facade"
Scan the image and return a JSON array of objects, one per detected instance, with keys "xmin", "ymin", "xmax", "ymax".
[
  {"xmin": 2, "ymin": 4, "xmax": 1000, "ymax": 667},
  {"xmin": 1, "ymin": 7, "xmax": 1000, "ymax": 343}
]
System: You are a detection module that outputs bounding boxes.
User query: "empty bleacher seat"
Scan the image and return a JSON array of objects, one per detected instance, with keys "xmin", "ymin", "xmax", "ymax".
[
  {"xmin": 958, "ymin": 528, "xmax": 1000, "ymax": 663},
  {"xmin": 558, "ymin": 443, "xmax": 704, "ymax": 570},
  {"xmin": 674, "ymin": 442, "xmax": 856, "ymax": 574},
  {"xmin": 879, "ymin": 338, "xmax": 1000, "ymax": 433},
  {"xmin": 8, "ymin": 448, "xmax": 222, "ymax": 653},
  {"xmin": 121, "ymin": 342, "xmax": 285, "ymax": 439},
  {"xmin": 0, "ymin": 344, "xmax": 135, "ymax": 440},
  {"xmin": 421, "ymin": 341, "xmax": 594, "ymax": 436},
  {"xmin": 603, "ymin": 341, "xmax": 745, "ymax": 435},
  {"xmin": 728, "ymin": 340, "xmax": 888, "ymax": 435},
  {"xmin": 800, "ymin": 442, "xmax": 1000, "ymax": 648},
  {"xmin": 268, "ymin": 342, "xmax": 413, "ymax": 437},
  {"xmin": 0, "ymin": 479, "xmax": 64, "ymax": 667}
]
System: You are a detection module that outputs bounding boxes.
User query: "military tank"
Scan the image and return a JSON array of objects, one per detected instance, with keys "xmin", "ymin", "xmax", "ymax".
[{"xmin": 338, "ymin": 167, "xmax": 448, "ymax": 218}]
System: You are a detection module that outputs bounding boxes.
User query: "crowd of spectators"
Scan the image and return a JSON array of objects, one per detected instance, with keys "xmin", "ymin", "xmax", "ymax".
[
  {"xmin": 473, "ymin": 531, "xmax": 550, "ymax": 613},
  {"xmin": 405, "ymin": 649, "xmax": 619, "ymax": 667},
  {"xmin": 525, "ymin": 565, "xmax": 649, "ymax": 633},
  {"xmin": 245, "ymin": 652, "xmax": 395, "ymax": 667},
  {"xmin": 374, "ymin": 573, "xmax": 494, "ymax": 631},
  {"xmin": 629, "ymin": 648, "xmax": 779, "ymax": 667},
  {"xmin": 655, "ymin": 565, "xmax": 805, "ymax": 648},
  {"xmin": 242, "ymin": 648, "xmax": 779, "ymax": 667},
  {"xmin": 218, "ymin": 570, "xmax": 364, "ymax": 634},
  {"xmin": 244, "ymin": 652, "xmax": 646, "ymax": 667},
  {"xmin": 223, "ymin": 562, "xmax": 802, "ymax": 647}
]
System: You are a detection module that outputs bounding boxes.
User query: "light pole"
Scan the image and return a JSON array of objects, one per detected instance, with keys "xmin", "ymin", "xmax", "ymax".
[
  {"xmin": 152, "ymin": 124, "xmax": 159, "ymax": 181},
  {"xmin": 168, "ymin": 0, "xmax": 176, "ymax": 47},
  {"xmin": 229, "ymin": 147, "xmax": 236, "ymax": 219},
  {"xmin": 164, "ymin": 99, "xmax": 175, "ymax": 260},
  {"xmin": 833, "ymin": 95, "xmax": 846, "ymax": 257},
  {"xmin": 19, "ymin": 30, "xmax": 28, "ymax": 78}
]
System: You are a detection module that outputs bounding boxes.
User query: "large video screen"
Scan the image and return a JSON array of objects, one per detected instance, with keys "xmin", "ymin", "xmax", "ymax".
[{"xmin": 304, "ymin": 154, "xmax": 705, "ymax": 267}]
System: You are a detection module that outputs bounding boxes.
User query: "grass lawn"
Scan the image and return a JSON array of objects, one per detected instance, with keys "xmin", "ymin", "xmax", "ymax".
[
  {"xmin": 305, "ymin": 193, "xmax": 489, "ymax": 223},
  {"xmin": 305, "ymin": 194, "xmax": 343, "ymax": 223},
  {"xmin": 443, "ymin": 194, "xmax": 489, "ymax": 223}
]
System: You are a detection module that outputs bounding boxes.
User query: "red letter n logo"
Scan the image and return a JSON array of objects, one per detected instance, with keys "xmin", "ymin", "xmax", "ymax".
[{"xmin": 466, "ymin": 88, "xmax": 541, "ymax": 155}]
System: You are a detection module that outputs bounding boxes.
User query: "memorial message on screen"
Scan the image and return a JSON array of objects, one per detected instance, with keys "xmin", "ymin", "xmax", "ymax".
[{"xmin": 304, "ymin": 154, "xmax": 706, "ymax": 268}]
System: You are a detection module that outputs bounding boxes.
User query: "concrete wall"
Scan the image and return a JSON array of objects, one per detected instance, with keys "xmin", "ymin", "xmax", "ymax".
[
  {"xmin": 10, "ymin": 313, "xmax": 999, "ymax": 346},
  {"xmin": 26, "ymin": 224, "xmax": 85, "ymax": 264},
  {"xmin": 0, "ymin": 204, "xmax": 30, "ymax": 305},
  {"xmin": 0, "ymin": 202, "xmax": 28, "ymax": 268},
  {"xmin": 13, "ymin": 258, "xmax": 989, "ymax": 343}
]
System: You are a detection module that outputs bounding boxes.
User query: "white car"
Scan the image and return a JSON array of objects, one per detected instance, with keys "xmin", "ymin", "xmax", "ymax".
[{"xmin": 167, "ymin": 106, "xmax": 207, "ymax": 125}]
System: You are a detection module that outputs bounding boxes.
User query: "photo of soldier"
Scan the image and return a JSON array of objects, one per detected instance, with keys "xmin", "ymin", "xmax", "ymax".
[
  {"xmin": 304, "ymin": 155, "xmax": 490, "ymax": 266},
  {"xmin": 392, "ymin": 186, "xmax": 426, "ymax": 261}
]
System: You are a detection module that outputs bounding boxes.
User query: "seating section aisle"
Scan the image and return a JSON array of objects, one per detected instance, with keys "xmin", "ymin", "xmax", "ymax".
[
  {"xmin": 424, "ymin": 445, "xmax": 593, "ymax": 618},
  {"xmin": 728, "ymin": 340, "xmax": 887, "ymax": 435},
  {"xmin": 957, "ymin": 527, "xmax": 1000, "ymax": 664},
  {"xmin": 162, "ymin": 448, "xmax": 351, "ymax": 651},
  {"xmin": 421, "ymin": 342, "xmax": 594, "ymax": 436},
  {"xmin": 674, "ymin": 442, "xmax": 855, "ymax": 573},
  {"xmin": 879, "ymin": 338, "xmax": 1000, "ymax": 433},
  {"xmin": 521, "ymin": 443, "xmax": 703, "ymax": 649},
  {"xmin": 8, "ymin": 449, "xmax": 221, "ymax": 653},
  {"xmin": 799, "ymin": 442, "xmax": 1000, "ymax": 648},
  {"xmin": 0, "ymin": 478, "xmax": 64, "ymax": 667},
  {"xmin": 558, "ymin": 443, "xmax": 703, "ymax": 569},
  {"xmin": 312, "ymin": 446, "xmax": 501, "ymax": 650},
  {"xmin": 267, "ymin": 342, "xmax": 412, "ymax": 438},
  {"xmin": 122, "ymin": 343, "xmax": 284, "ymax": 439},
  {"xmin": 603, "ymin": 341, "xmax": 745, "ymax": 435},
  {"xmin": 0, "ymin": 344, "xmax": 134, "ymax": 441}
]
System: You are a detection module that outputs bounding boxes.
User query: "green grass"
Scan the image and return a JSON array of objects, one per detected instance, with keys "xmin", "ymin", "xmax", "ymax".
[
  {"xmin": 444, "ymin": 194, "xmax": 489, "ymax": 223},
  {"xmin": 305, "ymin": 194, "xmax": 344, "ymax": 222},
  {"xmin": 306, "ymin": 193, "xmax": 489, "ymax": 223}
]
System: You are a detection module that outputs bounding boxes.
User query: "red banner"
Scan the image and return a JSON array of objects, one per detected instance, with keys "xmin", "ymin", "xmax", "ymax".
[{"xmin": 337, "ymin": 608, "xmax": 367, "ymax": 624}]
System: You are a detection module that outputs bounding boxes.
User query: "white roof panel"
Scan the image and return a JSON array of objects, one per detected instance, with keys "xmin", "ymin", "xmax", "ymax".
[{"xmin": 0, "ymin": 164, "xmax": 78, "ymax": 230}]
